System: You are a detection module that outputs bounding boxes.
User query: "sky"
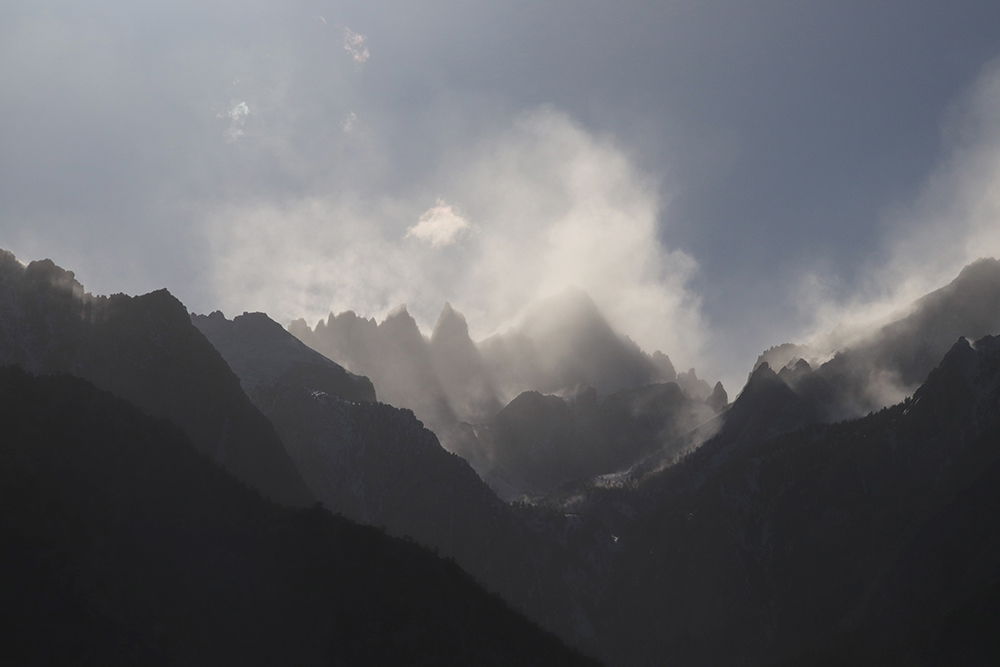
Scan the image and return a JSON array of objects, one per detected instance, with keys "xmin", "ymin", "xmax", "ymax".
[{"xmin": 3, "ymin": 1, "xmax": 1000, "ymax": 393}]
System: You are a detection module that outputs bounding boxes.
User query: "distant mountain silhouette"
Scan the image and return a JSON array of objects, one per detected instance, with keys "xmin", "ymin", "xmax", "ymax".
[
  {"xmin": 0, "ymin": 250, "xmax": 311, "ymax": 506},
  {"xmin": 0, "ymin": 365, "xmax": 599, "ymax": 666},
  {"xmin": 430, "ymin": 302, "xmax": 505, "ymax": 423},
  {"xmin": 290, "ymin": 306, "xmax": 460, "ymax": 435},
  {"xmin": 10, "ymin": 243, "xmax": 1000, "ymax": 666}
]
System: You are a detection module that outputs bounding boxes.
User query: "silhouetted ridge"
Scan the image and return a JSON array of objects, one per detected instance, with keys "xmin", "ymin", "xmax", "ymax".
[
  {"xmin": 192, "ymin": 310, "xmax": 375, "ymax": 403},
  {"xmin": 0, "ymin": 250, "xmax": 311, "ymax": 506}
]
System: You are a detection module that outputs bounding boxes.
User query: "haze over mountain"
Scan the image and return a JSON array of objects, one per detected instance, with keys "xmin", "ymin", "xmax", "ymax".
[
  {"xmin": 290, "ymin": 289, "xmax": 716, "ymax": 430},
  {"xmin": 290, "ymin": 287, "xmax": 723, "ymax": 498},
  {"xmin": 751, "ymin": 257, "xmax": 1000, "ymax": 424}
]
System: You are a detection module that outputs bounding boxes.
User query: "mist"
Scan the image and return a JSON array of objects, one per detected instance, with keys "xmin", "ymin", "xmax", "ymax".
[
  {"xmin": 208, "ymin": 107, "xmax": 708, "ymax": 379},
  {"xmin": 790, "ymin": 58, "xmax": 1000, "ymax": 357}
]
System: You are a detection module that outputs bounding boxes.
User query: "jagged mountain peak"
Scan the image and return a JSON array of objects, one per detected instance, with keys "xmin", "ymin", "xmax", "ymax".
[
  {"xmin": 706, "ymin": 381, "xmax": 728, "ymax": 412},
  {"xmin": 378, "ymin": 304, "xmax": 428, "ymax": 343},
  {"xmin": 650, "ymin": 350, "xmax": 677, "ymax": 382},
  {"xmin": 516, "ymin": 287, "xmax": 616, "ymax": 343},
  {"xmin": 431, "ymin": 301, "xmax": 472, "ymax": 342}
]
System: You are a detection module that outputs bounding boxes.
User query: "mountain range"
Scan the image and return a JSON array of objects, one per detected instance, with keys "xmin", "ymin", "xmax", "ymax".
[
  {"xmin": 3, "ymin": 246, "xmax": 1000, "ymax": 665},
  {"xmin": 290, "ymin": 288, "xmax": 720, "ymax": 499}
]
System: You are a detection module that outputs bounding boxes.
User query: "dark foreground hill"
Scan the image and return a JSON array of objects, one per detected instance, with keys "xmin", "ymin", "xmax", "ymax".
[{"xmin": 0, "ymin": 366, "xmax": 599, "ymax": 667}]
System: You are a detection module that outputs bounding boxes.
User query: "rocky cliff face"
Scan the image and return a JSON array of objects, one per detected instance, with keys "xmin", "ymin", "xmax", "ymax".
[{"xmin": 0, "ymin": 250, "xmax": 312, "ymax": 507}]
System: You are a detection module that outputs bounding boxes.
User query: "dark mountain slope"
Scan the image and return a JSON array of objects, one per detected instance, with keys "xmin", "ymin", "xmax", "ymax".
[
  {"xmin": 192, "ymin": 311, "xmax": 375, "ymax": 403},
  {"xmin": 194, "ymin": 311, "xmax": 607, "ymax": 655},
  {"xmin": 825, "ymin": 257, "xmax": 1000, "ymax": 406},
  {"xmin": 653, "ymin": 258, "xmax": 1000, "ymax": 499},
  {"xmin": 0, "ymin": 251, "xmax": 310, "ymax": 506},
  {"xmin": 600, "ymin": 335, "xmax": 1000, "ymax": 666},
  {"xmin": 0, "ymin": 366, "xmax": 599, "ymax": 667}
]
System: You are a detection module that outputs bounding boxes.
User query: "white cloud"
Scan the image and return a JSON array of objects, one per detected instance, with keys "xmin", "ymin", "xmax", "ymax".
[
  {"xmin": 203, "ymin": 108, "xmax": 707, "ymax": 371},
  {"xmin": 406, "ymin": 200, "xmax": 471, "ymax": 247},
  {"xmin": 218, "ymin": 100, "xmax": 249, "ymax": 142},
  {"xmin": 341, "ymin": 111, "xmax": 357, "ymax": 133},
  {"xmin": 343, "ymin": 28, "xmax": 370, "ymax": 64},
  {"xmin": 794, "ymin": 57, "xmax": 1000, "ymax": 356}
]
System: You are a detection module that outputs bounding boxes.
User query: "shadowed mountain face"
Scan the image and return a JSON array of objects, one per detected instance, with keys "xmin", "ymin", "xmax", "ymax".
[
  {"xmin": 10, "ymin": 243, "xmax": 1000, "ymax": 665},
  {"xmin": 194, "ymin": 310, "xmax": 607, "ymax": 654},
  {"xmin": 191, "ymin": 310, "xmax": 375, "ymax": 403},
  {"xmin": 0, "ymin": 250, "xmax": 311, "ymax": 507},
  {"xmin": 0, "ymin": 366, "xmax": 599, "ymax": 667}
]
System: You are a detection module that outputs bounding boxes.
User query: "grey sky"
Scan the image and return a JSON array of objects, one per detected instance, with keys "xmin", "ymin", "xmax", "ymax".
[{"xmin": 3, "ymin": 1, "xmax": 1000, "ymax": 391}]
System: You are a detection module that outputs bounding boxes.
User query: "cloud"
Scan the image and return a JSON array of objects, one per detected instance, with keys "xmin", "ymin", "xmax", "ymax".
[
  {"xmin": 406, "ymin": 200, "xmax": 471, "ymax": 247},
  {"xmin": 793, "ymin": 57, "xmax": 1000, "ymax": 357},
  {"xmin": 343, "ymin": 28, "xmax": 370, "ymax": 64},
  {"xmin": 218, "ymin": 101, "xmax": 249, "ymax": 142},
  {"xmin": 203, "ymin": 108, "xmax": 708, "ymax": 371},
  {"xmin": 341, "ymin": 111, "xmax": 357, "ymax": 133}
]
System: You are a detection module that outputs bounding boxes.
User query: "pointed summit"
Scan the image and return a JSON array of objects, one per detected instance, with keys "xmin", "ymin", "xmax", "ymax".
[
  {"xmin": 430, "ymin": 302, "xmax": 502, "ymax": 424},
  {"xmin": 431, "ymin": 301, "xmax": 469, "ymax": 342},
  {"xmin": 706, "ymin": 381, "xmax": 728, "ymax": 412}
]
